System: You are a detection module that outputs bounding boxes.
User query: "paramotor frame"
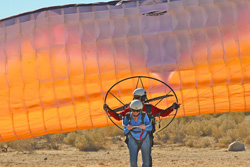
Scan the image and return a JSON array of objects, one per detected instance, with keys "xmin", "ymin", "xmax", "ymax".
[{"xmin": 104, "ymin": 76, "xmax": 179, "ymax": 133}]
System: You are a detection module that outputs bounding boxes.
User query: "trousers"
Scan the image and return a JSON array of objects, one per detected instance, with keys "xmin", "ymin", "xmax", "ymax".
[{"xmin": 128, "ymin": 135, "xmax": 152, "ymax": 167}]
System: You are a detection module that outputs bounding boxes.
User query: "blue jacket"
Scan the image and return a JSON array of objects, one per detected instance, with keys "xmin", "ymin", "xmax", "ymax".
[{"xmin": 123, "ymin": 112, "xmax": 152, "ymax": 140}]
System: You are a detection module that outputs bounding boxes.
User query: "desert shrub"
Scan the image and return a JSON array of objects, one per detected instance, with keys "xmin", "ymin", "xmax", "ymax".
[
  {"xmin": 4, "ymin": 139, "xmax": 39, "ymax": 152},
  {"xmin": 64, "ymin": 132, "xmax": 78, "ymax": 145},
  {"xmin": 218, "ymin": 137, "xmax": 233, "ymax": 148},
  {"xmin": 212, "ymin": 113, "xmax": 223, "ymax": 118},
  {"xmin": 243, "ymin": 136, "xmax": 250, "ymax": 145},
  {"xmin": 155, "ymin": 132, "xmax": 170, "ymax": 144},
  {"xmin": 185, "ymin": 137, "xmax": 212, "ymax": 148},
  {"xmin": 103, "ymin": 126, "xmax": 124, "ymax": 137},
  {"xmin": 0, "ymin": 142, "xmax": 10, "ymax": 152},
  {"xmin": 185, "ymin": 138, "xmax": 194, "ymax": 147},
  {"xmin": 75, "ymin": 135, "xmax": 103, "ymax": 151},
  {"xmin": 185, "ymin": 120, "xmax": 213, "ymax": 137},
  {"xmin": 75, "ymin": 130, "xmax": 104, "ymax": 151},
  {"xmin": 170, "ymin": 131, "xmax": 185, "ymax": 144},
  {"xmin": 211, "ymin": 116, "xmax": 237, "ymax": 142},
  {"xmin": 198, "ymin": 137, "xmax": 212, "ymax": 148},
  {"xmin": 228, "ymin": 112, "xmax": 245, "ymax": 124},
  {"xmin": 211, "ymin": 126, "xmax": 222, "ymax": 142},
  {"xmin": 219, "ymin": 118, "xmax": 237, "ymax": 132},
  {"xmin": 51, "ymin": 133, "xmax": 66, "ymax": 143},
  {"xmin": 237, "ymin": 122, "xmax": 250, "ymax": 139},
  {"xmin": 226, "ymin": 129, "xmax": 238, "ymax": 142},
  {"xmin": 196, "ymin": 138, "xmax": 212, "ymax": 148},
  {"xmin": 42, "ymin": 134, "xmax": 66, "ymax": 150},
  {"xmin": 0, "ymin": 112, "xmax": 249, "ymax": 151},
  {"xmin": 177, "ymin": 115, "xmax": 195, "ymax": 123},
  {"xmin": 63, "ymin": 129, "xmax": 106, "ymax": 151},
  {"xmin": 155, "ymin": 112, "xmax": 250, "ymax": 148},
  {"xmin": 159, "ymin": 118, "xmax": 187, "ymax": 144}
]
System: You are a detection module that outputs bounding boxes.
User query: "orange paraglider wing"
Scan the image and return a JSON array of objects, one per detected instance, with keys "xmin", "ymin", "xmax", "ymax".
[{"xmin": 0, "ymin": 0, "xmax": 250, "ymax": 142}]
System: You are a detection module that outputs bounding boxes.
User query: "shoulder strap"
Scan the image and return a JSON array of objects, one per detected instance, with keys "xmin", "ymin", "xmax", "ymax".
[
  {"xmin": 141, "ymin": 112, "xmax": 146, "ymax": 124},
  {"xmin": 145, "ymin": 103, "xmax": 152, "ymax": 120},
  {"xmin": 125, "ymin": 112, "xmax": 131, "ymax": 124},
  {"xmin": 145, "ymin": 104, "xmax": 156, "ymax": 134},
  {"xmin": 125, "ymin": 112, "xmax": 146, "ymax": 125}
]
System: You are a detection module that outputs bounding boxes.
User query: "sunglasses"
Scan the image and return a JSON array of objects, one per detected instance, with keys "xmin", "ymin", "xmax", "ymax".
[
  {"xmin": 131, "ymin": 109, "xmax": 141, "ymax": 113},
  {"xmin": 133, "ymin": 95, "xmax": 141, "ymax": 100}
]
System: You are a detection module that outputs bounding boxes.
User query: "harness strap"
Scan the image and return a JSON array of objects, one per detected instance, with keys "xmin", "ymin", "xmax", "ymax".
[
  {"xmin": 128, "ymin": 133, "xmax": 149, "ymax": 150},
  {"xmin": 131, "ymin": 130, "xmax": 141, "ymax": 133},
  {"xmin": 145, "ymin": 103, "xmax": 152, "ymax": 120},
  {"xmin": 139, "ymin": 130, "xmax": 145, "ymax": 141},
  {"xmin": 124, "ymin": 111, "xmax": 149, "ymax": 147}
]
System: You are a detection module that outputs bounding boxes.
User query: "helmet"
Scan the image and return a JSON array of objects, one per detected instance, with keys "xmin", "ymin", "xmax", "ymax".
[
  {"xmin": 133, "ymin": 88, "xmax": 146, "ymax": 96},
  {"xmin": 129, "ymin": 100, "xmax": 143, "ymax": 112},
  {"xmin": 133, "ymin": 88, "xmax": 147, "ymax": 102}
]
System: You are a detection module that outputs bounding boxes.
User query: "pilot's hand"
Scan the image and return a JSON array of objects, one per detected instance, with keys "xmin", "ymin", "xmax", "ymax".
[
  {"xmin": 103, "ymin": 104, "xmax": 110, "ymax": 112},
  {"xmin": 140, "ymin": 124, "xmax": 146, "ymax": 129},
  {"xmin": 127, "ymin": 124, "xmax": 133, "ymax": 130},
  {"xmin": 171, "ymin": 102, "xmax": 180, "ymax": 110}
]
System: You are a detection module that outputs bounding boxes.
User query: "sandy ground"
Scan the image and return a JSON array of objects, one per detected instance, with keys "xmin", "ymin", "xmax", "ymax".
[{"xmin": 0, "ymin": 141, "xmax": 249, "ymax": 167}]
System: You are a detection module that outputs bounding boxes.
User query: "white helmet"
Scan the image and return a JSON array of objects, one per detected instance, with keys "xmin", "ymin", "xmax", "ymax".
[
  {"xmin": 133, "ymin": 88, "xmax": 146, "ymax": 96},
  {"xmin": 133, "ymin": 88, "xmax": 147, "ymax": 102},
  {"xmin": 129, "ymin": 100, "xmax": 143, "ymax": 111}
]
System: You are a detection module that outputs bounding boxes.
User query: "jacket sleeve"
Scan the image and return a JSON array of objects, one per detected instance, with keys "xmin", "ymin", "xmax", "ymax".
[
  {"xmin": 123, "ymin": 114, "xmax": 130, "ymax": 135},
  {"xmin": 108, "ymin": 106, "xmax": 130, "ymax": 121},
  {"xmin": 120, "ymin": 107, "xmax": 130, "ymax": 117},
  {"xmin": 108, "ymin": 110, "xmax": 122, "ymax": 121},
  {"xmin": 160, "ymin": 107, "xmax": 174, "ymax": 117},
  {"xmin": 108, "ymin": 107, "xmax": 129, "ymax": 121},
  {"xmin": 151, "ymin": 104, "xmax": 174, "ymax": 117}
]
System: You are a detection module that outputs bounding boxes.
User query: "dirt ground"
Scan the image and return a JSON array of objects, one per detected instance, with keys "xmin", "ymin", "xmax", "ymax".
[{"xmin": 0, "ymin": 141, "xmax": 249, "ymax": 167}]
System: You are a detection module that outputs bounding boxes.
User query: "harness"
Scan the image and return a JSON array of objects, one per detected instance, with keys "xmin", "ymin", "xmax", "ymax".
[
  {"xmin": 125, "ymin": 111, "xmax": 148, "ymax": 149},
  {"xmin": 145, "ymin": 103, "xmax": 155, "ymax": 147},
  {"xmin": 124, "ymin": 104, "xmax": 155, "ymax": 148}
]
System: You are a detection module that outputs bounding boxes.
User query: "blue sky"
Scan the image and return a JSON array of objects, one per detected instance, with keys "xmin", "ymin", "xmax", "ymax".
[{"xmin": 0, "ymin": 0, "xmax": 110, "ymax": 20}]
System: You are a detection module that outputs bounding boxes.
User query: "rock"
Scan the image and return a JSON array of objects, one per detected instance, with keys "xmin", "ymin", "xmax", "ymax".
[
  {"xmin": 228, "ymin": 141, "xmax": 245, "ymax": 151},
  {"xmin": 44, "ymin": 157, "xmax": 47, "ymax": 160},
  {"xmin": 106, "ymin": 151, "xmax": 109, "ymax": 154}
]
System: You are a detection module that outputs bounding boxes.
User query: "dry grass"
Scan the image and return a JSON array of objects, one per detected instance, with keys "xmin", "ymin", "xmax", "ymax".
[
  {"xmin": 0, "ymin": 139, "xmax": 39, "ymax": 153},
  {"xmin": 64, "ymin": 130, "xmax": 105, "ymax": 151},
  {"xmin": 1, "ymin": 112, "xmax": 250, "ymax": 152},
  {"xmin": 155, "ymin": 112, "xmax": 250, "ymax": 148}
]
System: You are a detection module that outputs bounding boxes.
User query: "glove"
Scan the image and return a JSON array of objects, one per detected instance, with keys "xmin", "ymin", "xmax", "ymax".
[
  {"xmin": 103, "ymin": 104, "xmax": 110, "ymax": 112},
  {"xmin": 172, "ymin": 102, "xmax": 180, "ymax": 110}
]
